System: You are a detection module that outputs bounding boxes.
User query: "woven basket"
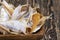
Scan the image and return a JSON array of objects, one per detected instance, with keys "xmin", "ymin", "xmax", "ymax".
[{"xmin": 0, "ymin": 27, "xmax": 45, "ymax": 40}]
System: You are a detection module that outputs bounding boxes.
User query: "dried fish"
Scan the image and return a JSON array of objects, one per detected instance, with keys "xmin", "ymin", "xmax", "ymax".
[
  {"xmin": 12, "ymin": 5, "xmax": 28, "ymax": 20},
  {"xmin": 30, "ymin": 12, "xmax": 42, "ymax": 33},
  {"xmin": 31, "ymin": 13, "xmax": 52, "ymax": 33},
  {"xmin": 0, "ymin": 0, "xmax": 52, "ymax": 35}
]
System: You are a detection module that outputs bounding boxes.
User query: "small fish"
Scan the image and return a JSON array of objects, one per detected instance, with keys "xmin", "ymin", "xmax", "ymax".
[
  {"xmin": 31, "ymin": 13, "xmax": 52, "ymax": 33},
  {"xmin": 12, "ymin": 5, "xmax": 28, "ymax": 20},
  {"xmin": 30, "ymin": 12, "xmax": 42, "ymax": 33}
]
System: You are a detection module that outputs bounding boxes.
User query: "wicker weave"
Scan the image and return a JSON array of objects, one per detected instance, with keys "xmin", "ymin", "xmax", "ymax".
[{"xmin": 0, "ymin": 27, "xmax": 45, "ymax": 40}]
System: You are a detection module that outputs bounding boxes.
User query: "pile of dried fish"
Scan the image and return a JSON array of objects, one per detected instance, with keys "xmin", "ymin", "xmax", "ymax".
[{"xmin": 0, "ymin": 0, "xmax": 52, "ymax": 35}]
